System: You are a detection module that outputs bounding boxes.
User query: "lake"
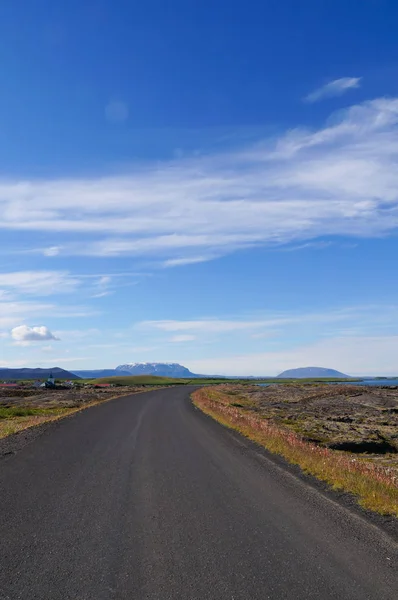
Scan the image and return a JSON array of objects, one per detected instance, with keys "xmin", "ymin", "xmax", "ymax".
[{"xmin": 258, "ymin": 379, "xmax": 398, "ymax": 387}]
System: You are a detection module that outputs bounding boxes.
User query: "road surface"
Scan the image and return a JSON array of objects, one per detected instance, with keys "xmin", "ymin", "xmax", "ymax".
[{"xmin": 0, "ymin": 386, "xmax": 397, "ymax": 599}]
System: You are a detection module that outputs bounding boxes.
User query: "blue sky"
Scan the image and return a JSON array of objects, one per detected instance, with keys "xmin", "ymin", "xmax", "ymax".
[{"xmin": 1, "ymin": 0, "xmax": 398, "ymax": 375}]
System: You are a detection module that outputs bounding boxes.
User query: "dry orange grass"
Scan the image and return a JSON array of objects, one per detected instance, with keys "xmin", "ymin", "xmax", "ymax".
[{"xmin": 193, "ymin": 387, "xmax": 398, "ymax": 517}]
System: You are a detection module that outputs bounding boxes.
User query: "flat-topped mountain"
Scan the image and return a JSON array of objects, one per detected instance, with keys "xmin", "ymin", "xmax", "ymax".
[
  {"xmin": 116, "ymin": 362, "xmax": 198, "ymax": 378},
  {"xmin": 277, "ymin": 367, "xmax": 349, "ymax": 379}
]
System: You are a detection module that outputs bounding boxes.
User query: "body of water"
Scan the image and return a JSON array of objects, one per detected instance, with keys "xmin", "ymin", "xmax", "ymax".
[{"xmin": 258, "ymin": 379, "xmax": 398, "ymax": 387}]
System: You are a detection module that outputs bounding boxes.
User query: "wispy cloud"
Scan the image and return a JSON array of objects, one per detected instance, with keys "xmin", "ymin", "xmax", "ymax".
[
  {"xmin": 169, "ymin": 335, "xmax": 196, "ymax": 343},
  {"xmin": 0, "ymin": 270, "xmax": 135, "ymax": 299},
  {"xmin": 138, "ymin": 309, "xmax": 359, "ymax": 334},
  {"xmin": 0, "ymin": 298, "xmax": 99, "ymax": 330},
  {"xmin": 0, "ymin": 271, "xmax": 80, "ymax": 296},
  {"xmin": 304, "ymin": 77, "xmax": 361, "ymax": 103},
  {"xmin": 91, "ymin": 275, "xmax": 113, "ymax": 298},
  {"xmin": 139, "ymin": 305, "xmax": 398, "ymax": 339},
  {"xmin": 140, "ymin": 319, "xmax": 286, "ymax": 333},
  {"xmin": 275, "ymin": 241, "xmax": 332, "ymax": 252},
  {"xmin": 2, "ymin": 96, "xmax": 398, "ymax": 266},
  {"xmin": 163, "ymin": 256, "xmax": 214, "ymax": 267},
  {"xmin": 43, "ymin": 246, "xmax": 61, "ymax": 257}
]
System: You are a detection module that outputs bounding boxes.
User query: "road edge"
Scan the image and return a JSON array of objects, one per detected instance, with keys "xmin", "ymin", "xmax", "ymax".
[{"xmin": 189, "ymin": 394, "xmax": 398, "ymax": 545}]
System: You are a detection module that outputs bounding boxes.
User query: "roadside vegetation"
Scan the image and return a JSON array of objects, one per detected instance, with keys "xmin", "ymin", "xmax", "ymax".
[
  {"xmin": 0, "ymin": 405, "xmax": 81, "ymax": 438},
  {"xmin": 192, "ymin": 386, "xmax": 398, "ymax": 517}
]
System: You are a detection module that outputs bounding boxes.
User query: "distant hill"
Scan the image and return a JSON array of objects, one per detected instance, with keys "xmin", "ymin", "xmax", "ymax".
[
  {"xmin": 277, "ymin": 367, "xmax": 350, "ymax": 379},
  {"xmin": 116, "ymin": 362, "xmax": 199, "ymax": 378},
  {"xmin": 71, "ymin": 369, "xmax": 132, "ymax": 379},
  {"xmin": 0, "ymin": 367, "xmax": 81, "ymax": 381}
]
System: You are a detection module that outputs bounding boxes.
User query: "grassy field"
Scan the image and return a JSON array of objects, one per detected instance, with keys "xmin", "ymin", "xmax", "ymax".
[
  {"xmin": 192, "ymin": 386, "xmax": 398, "ymax": 517},
  {"xmin": 0, "ymin": 406, "xmax": 63, "ymax": 419}
]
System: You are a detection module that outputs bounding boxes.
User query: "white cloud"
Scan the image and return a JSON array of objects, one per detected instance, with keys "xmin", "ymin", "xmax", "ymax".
[
  {"xmin": 11, "ymin": 325, "xmax": 60, "ymax": 343},
  {"xmin": 43, "ymin": 246, "xmax": 61, "ymax": 256},
  {"xmin": 170, "ymin": 335, "xmax": 196, "ymax": 342},
  {"xmin": 98, "ymin": 276, "xmax": 111, "ymax": 286},
  {"xmin": 2, "ymin": 96, "xmax": 398, "ymax": 265},
  {"xmin": 163, "ymin": 256, "xmax": 214, "ymax": 267},
  {"xmin": 140, "ymin": 319, "xmax": 286, "ymax": 333},
  {"xmin": 304, "ymin": 77, "xmax": 361, "ymax": 103},
  {"xmin": 92, "ymin": 291, "xmax": 113, "ymax": 298}
]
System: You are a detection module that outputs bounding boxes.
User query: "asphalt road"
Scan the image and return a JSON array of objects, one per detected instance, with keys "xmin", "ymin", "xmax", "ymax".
[{"xmin": 0, "ymin": 386, "xmax": 397, "ymax": 600}]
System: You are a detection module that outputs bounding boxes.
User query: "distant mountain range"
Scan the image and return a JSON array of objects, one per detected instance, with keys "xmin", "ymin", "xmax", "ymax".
[
  {"xmin": 0, "ymin": 367, "xmax": 80, "ymax": 381},
  {"xmin": 116, "ymin": 362, "xmax": 198, "ymax": 378},
  {"xmin": 71, "ymin": 363, "xmax": 199, "ymax": 379},
  {"xmin": 72, "ymin": 364, "xmax": 199, "ymax": 379},
  {"xmin": 72, "ymin": 364, "xmax": 352, "ymax": 380},
  {"xmin": 0, "ymin": 363, "xmax": 351, "ymax": 381},
  {"xmin": 277, "ymin": 367, "xmax": 350, "ymax": 379}
]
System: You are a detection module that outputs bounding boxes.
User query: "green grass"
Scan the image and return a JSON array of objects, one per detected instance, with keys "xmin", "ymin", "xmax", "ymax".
[
  {"xmin": 0, "ymin": 406, "xmax": 69, "ymax": 419},
  {"xmin": 0, "ymin": 407, "xmax": 37, "ymax": 418}
]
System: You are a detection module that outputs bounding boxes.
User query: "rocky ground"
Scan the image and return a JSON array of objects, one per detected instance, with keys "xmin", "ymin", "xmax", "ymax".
[{"xmin": 221, "ymin": 383, "xmax": 398, "ymax": 470}]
